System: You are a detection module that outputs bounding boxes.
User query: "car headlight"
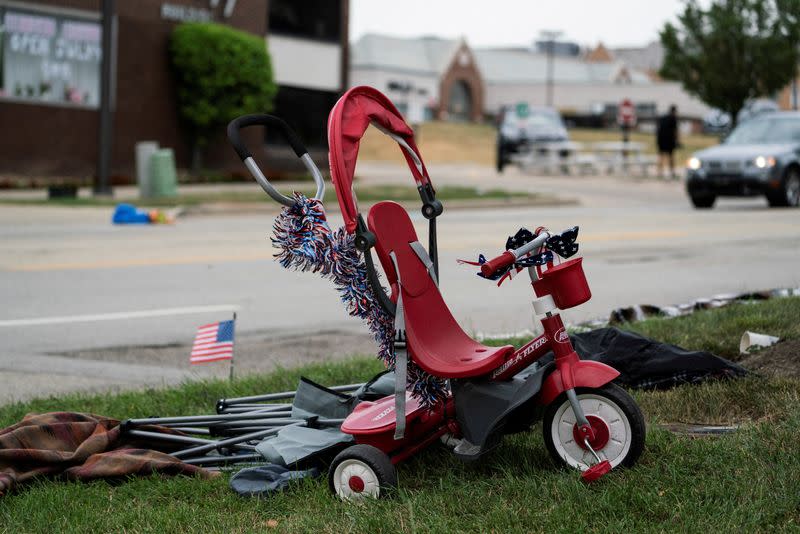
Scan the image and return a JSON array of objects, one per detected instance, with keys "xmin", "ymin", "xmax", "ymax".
[
  {"xmin": 687, "ymin": 157, "xmax": 702, "ymax": 170},
  {"xmin": 754, "ymin": 156, "xmax": 776, "ymax": 169}
]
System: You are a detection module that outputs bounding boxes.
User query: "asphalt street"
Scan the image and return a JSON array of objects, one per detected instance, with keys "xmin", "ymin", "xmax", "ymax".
[{"xmin": 1, "ymin": 163, "xmax": 798, "ymax": 404}]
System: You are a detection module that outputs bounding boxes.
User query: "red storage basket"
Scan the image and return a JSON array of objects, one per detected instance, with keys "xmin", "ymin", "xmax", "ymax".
[{"xmin": 533, "ymin": 257, "xmax": 591, "ymax": 309}]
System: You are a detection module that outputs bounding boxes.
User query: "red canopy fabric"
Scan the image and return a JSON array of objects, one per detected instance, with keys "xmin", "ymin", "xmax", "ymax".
[{"xmin": 327, "ymin": 86, "xmax": 432, "ymax": 233}]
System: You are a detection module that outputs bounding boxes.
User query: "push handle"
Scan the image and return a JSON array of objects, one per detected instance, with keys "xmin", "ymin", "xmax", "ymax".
[
  {"xmin": 226, "ymin": 114, "xmax": 325, "ymax": 207},
  {"xmin": 228, "ymin": 114, "xmax": 307, "ymax": 160},
  {"xmin": 481, "ymin": 251, "xmax": 516, "ymax": 277}
]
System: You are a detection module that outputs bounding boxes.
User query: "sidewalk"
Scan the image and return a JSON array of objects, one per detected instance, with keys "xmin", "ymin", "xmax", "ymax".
[{"xmin": 0, "ymin": 161, "xmax": 686, "ymax": 210}]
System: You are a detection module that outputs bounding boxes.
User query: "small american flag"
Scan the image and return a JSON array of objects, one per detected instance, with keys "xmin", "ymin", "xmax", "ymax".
[{"xmin": 190, "ymin": 320, "xmax": 235, "ymax": 364}]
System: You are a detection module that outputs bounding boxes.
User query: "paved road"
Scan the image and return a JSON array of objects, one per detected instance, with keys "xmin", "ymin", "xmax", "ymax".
[{"xmin": 1, "ymin": 164, "xmax": 798, "ymax": 404}]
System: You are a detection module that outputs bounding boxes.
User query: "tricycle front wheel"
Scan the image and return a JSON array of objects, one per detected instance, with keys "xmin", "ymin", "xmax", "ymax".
[{"xmin": 542, "ymin": 383, "xmax": 645, "ymax": 471}]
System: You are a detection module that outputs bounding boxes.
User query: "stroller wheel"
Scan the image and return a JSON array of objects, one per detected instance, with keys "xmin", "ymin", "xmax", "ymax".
[{"xmin": 329, "ymin": 444, "xmax": 397, "ymax": 501}]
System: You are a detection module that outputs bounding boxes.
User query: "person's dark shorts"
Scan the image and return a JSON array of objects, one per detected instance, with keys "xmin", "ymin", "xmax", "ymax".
[{"xmin": 657, "ymin": 141, "xmax": 676, "ymax": 154}]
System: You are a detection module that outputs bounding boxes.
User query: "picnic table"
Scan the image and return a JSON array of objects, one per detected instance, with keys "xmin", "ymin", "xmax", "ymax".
[
  {"xmin": 510, "ymin": 140, "xmax": 583, "ymax": 174},
  {"xmin": 509, "ymin": 140, "xmax": 658, "ymax": 176},
  {"xmin": 589, "ymin": 141, "xmax": 656, "ymax": 176}
]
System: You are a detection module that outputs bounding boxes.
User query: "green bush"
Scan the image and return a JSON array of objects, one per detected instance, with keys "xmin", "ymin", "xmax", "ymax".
[{"xmin": 169, "ymin": 22, "xmax": 277, "ymax": 162}]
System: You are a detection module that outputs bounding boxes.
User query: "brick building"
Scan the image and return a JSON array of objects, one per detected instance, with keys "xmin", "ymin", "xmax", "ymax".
[
  {"xmin": 350, "ymin": 34, "xmax": 484, "ymax": 123},
  {"xmin": 0, "ymin": 0, "xmax": 349, "ymax": 177}
]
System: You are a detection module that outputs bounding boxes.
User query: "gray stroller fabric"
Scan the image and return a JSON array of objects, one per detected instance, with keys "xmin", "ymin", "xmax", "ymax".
[
  {"xmin": 353, "ymin": 370, "xmax": 396, "ymax": 400},
  {"xmin": 256, "ymin": 426, "xmax": 353, "ymax": 466},
  {"xmin": 291, "ymin": 377, "xmax": 357, "ymax": 420},
  {"xmin": 230, "ymin": 464, "xmax": 319, "ymax": 498}
]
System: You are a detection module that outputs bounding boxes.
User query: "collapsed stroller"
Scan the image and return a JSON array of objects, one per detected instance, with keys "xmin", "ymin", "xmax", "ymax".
[{"xmin": 227, "ymin": 86, "xmax": 646, "ymax": 499}]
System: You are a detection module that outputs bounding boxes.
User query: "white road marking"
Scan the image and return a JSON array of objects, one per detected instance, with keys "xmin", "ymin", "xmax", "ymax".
[{"xmin": 0, "ymin": 305, "xmax": 240, "ymax": 327}]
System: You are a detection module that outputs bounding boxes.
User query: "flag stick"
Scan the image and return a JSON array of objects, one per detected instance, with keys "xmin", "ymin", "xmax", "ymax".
[{"xmin": 229, "ymin": 312, "xmax": 237, "ymax": 382}]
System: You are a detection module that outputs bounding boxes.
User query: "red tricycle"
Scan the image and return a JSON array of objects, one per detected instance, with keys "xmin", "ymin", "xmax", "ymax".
[{"xmin": 227, "ymin": 86, "xmax": 645, "ymax": 501}]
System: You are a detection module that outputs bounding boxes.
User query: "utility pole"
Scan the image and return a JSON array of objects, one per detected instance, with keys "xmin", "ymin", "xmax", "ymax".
[
  {"xmin": 540, "ymin": 30, "xmax": 562, "ymax": 107},
  {"xmin": 95, "ymin": 0, "xmax": 116, "ymax": 196}
]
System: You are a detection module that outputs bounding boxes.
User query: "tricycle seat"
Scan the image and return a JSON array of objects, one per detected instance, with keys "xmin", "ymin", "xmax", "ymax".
[{"xmin": 368, "ymin": 201, "xmax": 513, "ymax": 379}]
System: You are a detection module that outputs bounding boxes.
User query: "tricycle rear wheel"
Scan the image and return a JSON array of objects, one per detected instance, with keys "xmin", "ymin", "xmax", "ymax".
[
  {"xmin": 542, "ymin": 384, "xmax": 645, "ymax": 471},
  {"xmin": 329, "ymin": 444, "xmax": 397, "ymax": 501}
]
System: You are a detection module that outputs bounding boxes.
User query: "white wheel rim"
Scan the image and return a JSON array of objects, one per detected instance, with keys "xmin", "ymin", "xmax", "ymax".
[
  {"xmin": 550, "ymin": 393, "xmax": 632, "ymax": 471},
  {"xmin": 332, "ymin": 459, "xmax": 381, "ymax": 500}
]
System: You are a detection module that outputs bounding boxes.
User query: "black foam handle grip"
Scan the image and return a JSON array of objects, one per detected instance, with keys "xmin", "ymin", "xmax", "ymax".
[{"xmin": 227, "ymin": 114, "xmax": 307, "ymax": 160}]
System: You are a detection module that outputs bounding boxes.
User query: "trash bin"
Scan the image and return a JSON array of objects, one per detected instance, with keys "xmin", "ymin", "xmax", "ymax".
[
  {"xmin": 135, "ymin": 141, "xmax": 159, "ymax": 198},
  {"xmin": 148, "ymin": 148, "xmax": 178, "ymax": 198}
]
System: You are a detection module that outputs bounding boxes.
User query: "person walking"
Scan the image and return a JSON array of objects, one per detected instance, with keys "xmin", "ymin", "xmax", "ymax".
[{"xmin": 656, "ymin": 105, "xmax": 679, "ymax": 179}]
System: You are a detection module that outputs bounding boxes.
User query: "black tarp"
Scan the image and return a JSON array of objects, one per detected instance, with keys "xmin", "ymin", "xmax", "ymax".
[{"xmin": 549, "ymin": 327, "xmax": 747, "ymax": 389}]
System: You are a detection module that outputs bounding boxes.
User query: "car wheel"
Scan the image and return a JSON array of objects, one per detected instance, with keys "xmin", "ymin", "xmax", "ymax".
[
  {"xmin": 690, "ymin": 194, "xmax": 716, "ymax": 209},
  {"xmin": 497, "ymin": 144, "xmax": 506, "ymax": 173},
  {"xmin": 767, "ymin": 167, "xmax": 800, "ymax": 207}
]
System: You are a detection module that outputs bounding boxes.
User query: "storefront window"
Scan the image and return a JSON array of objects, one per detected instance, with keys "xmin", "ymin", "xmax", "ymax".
[
  {"xmin": 267, "ymin": 86, "xmax": 340, "ymax": 147},
  {"xmin": 269, "ymin": 0, "xmax": 341, "ymax": 43},
  {"xmin": 0, "ymin": 7, "xmax": 101, "ymax": 108}
]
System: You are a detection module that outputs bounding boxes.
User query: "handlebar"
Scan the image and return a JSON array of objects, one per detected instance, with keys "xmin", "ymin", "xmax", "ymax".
[
  {"xmin": 480, "ymin": 231, "xmax": 550, "ymax": 278},
  {"xmin": 226, "ymin": 114, "xmax": 325, "ymax": 207},
  {"xmin": 480, "ymin": 251, "xmax": 515, "ymax": 277}
]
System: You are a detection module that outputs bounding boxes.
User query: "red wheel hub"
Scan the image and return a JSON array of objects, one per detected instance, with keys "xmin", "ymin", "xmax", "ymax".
[
  {"xmin": 348, "ymin": 475, "xmax": 365, "ymax": 493},
  {"xmin": 573, "ymin": 415, "xmax": 610, "ymax": 451}
]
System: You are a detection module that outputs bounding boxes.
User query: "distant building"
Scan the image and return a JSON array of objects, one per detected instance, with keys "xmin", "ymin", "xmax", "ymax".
[
  {"xmin": 610, "ymin": 41, "xmax": 665, "ymax": 79},
  {"xmin": 475, "ymin": 42, "xmax": 711, "ymax": 120},
  {"xmin": 534, "ymin": 39, "xmax": 581, "ymax": 57},
  {"xmin": 778, "ymin": 74, "xmax": 799, "ymax": 111},
  {"xmin": 0, "ymin": 0, "xmax": 349, "ymax": 177},
  {"xmin": 350, "ymin": 34, "xmax": 484, "ymax": 122},
  {"xmin": 350, "ymin": 34, "xmax": 711, "ymax": 125},
  {"xmin": 266, "ymin": 0, "xmax": 349, "ymax": 149}
]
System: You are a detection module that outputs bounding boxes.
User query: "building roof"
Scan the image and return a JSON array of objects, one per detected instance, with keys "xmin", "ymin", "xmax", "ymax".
[
  {"xmin": 351, "ymin": 34, "xmax": 462, "ymax": 76},
  {"xmin": 474, "ymin": 48, "xmax": 652, "ymax": 85},
  {"xmin": 611, "ymin": 41, "xmax": 665, "ymax": 74},
  {"xmin": 585, "ymin": 42, "xmax": 613, "ymax": 62},
  {"xmin": 352, "ymin": 33, "xmax": 655, "ymax": 86}
]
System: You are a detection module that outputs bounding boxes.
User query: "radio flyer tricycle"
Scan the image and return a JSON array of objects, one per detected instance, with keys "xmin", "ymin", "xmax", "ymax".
[{"xmin": 227, "ymin": 86, "xmax": 645, "ymax": 501}]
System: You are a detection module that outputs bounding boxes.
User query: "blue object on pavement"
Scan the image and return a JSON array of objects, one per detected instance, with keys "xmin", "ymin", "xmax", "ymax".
[{"xmin": 112, "ymin": 203, "xmax": 151, "ymax": 224}]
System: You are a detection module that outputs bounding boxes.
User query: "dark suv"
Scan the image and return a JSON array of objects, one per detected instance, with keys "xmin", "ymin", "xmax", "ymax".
[
  {"xmin": 496, "ymin": 105, "xmax": 569, "ymax": 172},
  {"xmin": 686, "ymin": 112, "xmax": 800, "ymax": 208}
]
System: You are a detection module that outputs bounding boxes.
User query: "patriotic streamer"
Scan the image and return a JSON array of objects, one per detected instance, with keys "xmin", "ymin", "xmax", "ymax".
[{"xmin": 271, "ymin": 193, "xmax": 447, "ymax": 407}]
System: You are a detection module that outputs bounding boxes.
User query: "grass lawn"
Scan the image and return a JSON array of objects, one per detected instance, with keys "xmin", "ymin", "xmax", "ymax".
[
  {"xmin": 1, "ymin": 299, "xmax": 799, "ymax": 532},
  {"xmin": 358, "ymin": 121, "xmax": 720, "ymax": 170},
  {"xmin": 0, "ymin": 184, "xmax": 534, "ymax": 209}
]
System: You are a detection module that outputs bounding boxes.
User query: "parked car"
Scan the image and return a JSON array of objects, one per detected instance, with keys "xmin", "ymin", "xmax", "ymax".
[
  {"xmin": 737, "ymin": 98, "xmax": 780, "ymax": 125},
  {"xmin": 702, "ymin": 100, "xmax": 780, "ymax": 136},
  {"xmin": 686, "ymin": 111, "xmax": 800, "ymax": 208},
  {"xmin": 496, "ymin": 105, "xmax": 569, "ymax": 172}
]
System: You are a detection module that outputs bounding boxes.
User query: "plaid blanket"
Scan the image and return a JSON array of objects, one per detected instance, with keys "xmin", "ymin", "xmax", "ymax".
[{"xmin": 0, "ymin": 412, "xmax": 213, "ymax": 497}]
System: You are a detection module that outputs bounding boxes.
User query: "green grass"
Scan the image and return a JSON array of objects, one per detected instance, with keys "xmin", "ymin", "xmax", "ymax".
[
  {"xmin": 624, "ymin": 298, "xmax": 800, "ymax": 362},
  {"xmin": 2, "ymin": 299, "xmax": 800, "ymax": 532},
  {"xmin": 358, "ymin": 121, "xmax": 720, "ymax": 169},
  {"xmin": 0, "ymin": 184, "xmax": 533, "ymax": 209}
]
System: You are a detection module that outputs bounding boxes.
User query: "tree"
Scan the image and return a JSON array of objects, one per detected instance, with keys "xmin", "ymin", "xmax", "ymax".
[
  {"xmin": 660, "ymin": 0, "xmax": 800, "ymax": 126},
  {"xmin": 170, "ymin": 23, "xmax": 277, "ymax": 170}
]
